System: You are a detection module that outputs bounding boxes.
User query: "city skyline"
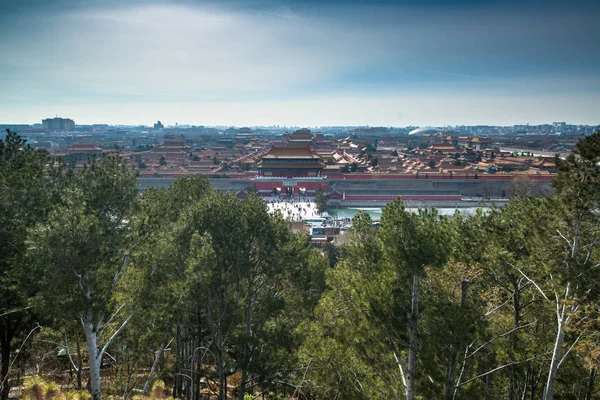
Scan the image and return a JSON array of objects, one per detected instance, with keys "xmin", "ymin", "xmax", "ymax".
[{"xmin": 1, "ymin": 0, "xmax": 599, "ymax": 126}]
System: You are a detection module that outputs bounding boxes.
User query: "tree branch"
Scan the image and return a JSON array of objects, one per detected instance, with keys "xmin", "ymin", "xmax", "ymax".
[
  {"xmin": 453, "ymin": 344, "xmax": 471, "ymax": 400},
  {"xmin": 98, "ymin": 311, "xmax": 136, "ymax": 363},
  {"xmin": 0, "ymin": 306, "xmax": 34, "ymax": 318},
  {"xmin": 457, "ymin": 352, "xmax": 551, "ymax": 388},
  {"xmin": 556, "ymin": 229, "xmax": 573, "ymax": 253},
  {"xmin": 507, "ymin": 262, "xmax": 550, "ymax": 302},
  {"xmin": 64, "ymin": 334, "xmax": 80, "ymax": 372},
  {"xmin": 557, "ymin": 334, "xmax": 582, "ymax": 369},
  {"xmin": 97, "ymin": 302, "xmax": 127, "ymax": 341},
  {"xmin": 485, "ymin": 293, "xmax": 515, "ymax": 316},
  {"xmin": 0, "ymin": 324, "xmax": 41, "ymax": 391},
  {"xmin": 97, "ymin": 254, "xmax": 129, "ymax": 330},
  {"xmin": 467, "ymin": 319, "xmax": 538, "ymax": 359}
]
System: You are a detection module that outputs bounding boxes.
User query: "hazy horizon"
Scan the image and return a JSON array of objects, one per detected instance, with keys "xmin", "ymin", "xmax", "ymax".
[{"xmin": 2, "ymin": 0, "xmax": 599, "ymax": 126}]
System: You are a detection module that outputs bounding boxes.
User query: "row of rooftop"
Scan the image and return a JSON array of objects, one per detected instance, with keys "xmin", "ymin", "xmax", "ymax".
[{"xmin": 45, "ymin": 128, "xmax": 560, "ymax": 178}]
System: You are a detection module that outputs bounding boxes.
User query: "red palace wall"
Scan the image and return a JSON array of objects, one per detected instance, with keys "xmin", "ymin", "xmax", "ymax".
[{"xmin": 326, "ymin": 173, "xmax": 555, "ymax": 181}]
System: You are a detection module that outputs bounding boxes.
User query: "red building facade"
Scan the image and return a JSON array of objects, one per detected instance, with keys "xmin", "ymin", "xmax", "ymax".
[
  {"xmin": 257, "ymin": 145, "xmax": 324, "ymax": 178},
  {"xmin": 252, "ymin": 179, "xmax": 330, "ymax": 196},
  {"xmin": 253, "ymin": 145, "xmax": 329, "ymax": 195}
]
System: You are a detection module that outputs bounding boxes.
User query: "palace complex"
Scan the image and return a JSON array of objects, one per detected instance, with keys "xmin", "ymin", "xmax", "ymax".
[
  {"xmin": 254, "ymin": 145, "xmax": 329, "ymax": 196},
  {"xmin": 51, "ymin": 128, "xmax": 556, "ymax": 203}
]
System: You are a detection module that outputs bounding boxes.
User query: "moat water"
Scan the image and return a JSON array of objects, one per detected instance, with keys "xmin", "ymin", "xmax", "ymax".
[{"xmin": 328, "ymin": 207, "xmax": 489, "ymax": 220}]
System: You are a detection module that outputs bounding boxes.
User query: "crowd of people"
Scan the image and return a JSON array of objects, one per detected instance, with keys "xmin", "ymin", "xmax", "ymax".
[{"xmin": 265, "ymin": 196, "xmax": 323, "ymax": 221}]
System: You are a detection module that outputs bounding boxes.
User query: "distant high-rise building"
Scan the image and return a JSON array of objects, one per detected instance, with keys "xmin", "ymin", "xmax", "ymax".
[
  {"xmin": 42, "ymin": 117, "xmax": 75, "ymax": 131},
  {"xmin": 154, "ymin": 120, "xmax": 164, "ymax": 129}
]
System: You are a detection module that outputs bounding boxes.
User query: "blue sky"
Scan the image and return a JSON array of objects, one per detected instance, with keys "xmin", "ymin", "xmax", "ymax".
[{"xmin": 1, "ymin": 0, "xmax": 599, "ymax": 126}]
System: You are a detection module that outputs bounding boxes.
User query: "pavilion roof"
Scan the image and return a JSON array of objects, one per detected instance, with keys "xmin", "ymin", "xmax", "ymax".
[
  {"xmin": 289, "ymin": 129, "xmax": 314, "ymax": 139},
  {"xmin": 261, "ymin": 145, "xmax": 321, "ymax": 160},
  {"xmin": 257, "ymin": 161, "xmax": 325, "ymax": 169}
]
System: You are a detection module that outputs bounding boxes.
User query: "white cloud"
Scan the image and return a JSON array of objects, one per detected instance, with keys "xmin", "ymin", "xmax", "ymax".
[
  {"xmin": 0, "ymin": 0, "xmax": 598, "ymax": 125},
  {"xmin": 1, "ymin": 2, "xmax": 397, "ymax": 97}
]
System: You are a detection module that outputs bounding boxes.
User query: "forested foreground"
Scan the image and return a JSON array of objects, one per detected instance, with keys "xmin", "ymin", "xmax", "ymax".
[{"xmin": 1, "ymin": 129, "xmax": 599, "ymax": 400}]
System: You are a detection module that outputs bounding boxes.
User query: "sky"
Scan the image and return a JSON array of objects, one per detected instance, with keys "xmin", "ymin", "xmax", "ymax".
[{"xmin": 1, "ymin": 0, "xmax": 599, "ymax": 127}]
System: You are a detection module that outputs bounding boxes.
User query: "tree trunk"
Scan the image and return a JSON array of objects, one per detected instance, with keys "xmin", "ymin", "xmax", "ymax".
[
  {"xmin": 215, "ymin": 295, "xmax": 226, "ymax": 400},
  {"xmin": 218, "ymin": 333, "xmax": 227, "ymax": 400},
  {"xmin": 143, "ymin": 344, "xmax": 165, "ymax": 394},
  {"xmin": 194, "ymin": 309, "xmax": 202, "ymax": 400},
  {"xmin": 509, "ymin": 279, "xmax": 522, "ymax": 400},
  {"xmin": 584, "ymin": 368, "xmax": 596, "ymax": 400},
  {"xmin": 572, "ymin": 219, "xmax": 580, "ymax": 259},
  {"xmin": 173, "ymin": 326, "xmax": 182, "ymax": 399},
  {"xmin": 444, "ymin": 279, "xmax": 469, "ymax": 400},
  {"xmin": 239, "ymin": 360, "xmax": 248, "ymax": 400},
  {"xmin": 406, "ymin": 273, "xmax": 421, "ymax": 400},
  {"xmin": 76, "ymin": 335, "xmax": 83, "ymax": 390},
  {"xmin": 193, "ymin": 329, "xmax": 200, "ymax": 400},
  {"xmin": 543, "ymin": 301, "xmax": 567, "ymax": 400},
  {"xmin": 183, "ymin": 331, "xmax": 190, "ymax": 400},
  {"xmin": 239, "ymin": 274, "xmax": 254, "ymax": 400},
  {"xmin": 0, "ymin": 329, "xmax": 11, "ymax": 400},
  {"xmin": 83, "ymin": 316, "xmax": 102, "ymax": 400}
]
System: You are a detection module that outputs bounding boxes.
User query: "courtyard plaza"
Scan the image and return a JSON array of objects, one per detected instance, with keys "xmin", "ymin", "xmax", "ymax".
[{"xmin": 264, "ymin": 196, "xmax": 323, "ymax": 221}]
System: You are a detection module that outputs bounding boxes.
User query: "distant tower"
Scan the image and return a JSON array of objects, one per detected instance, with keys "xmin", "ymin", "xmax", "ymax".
[
  {"xmin": 154, "ymin": 120, "xmax": 164, "ymax": 129},
  {"xmin": 42, "ymin": 116, "xmax": 74, "ymax": 131}
]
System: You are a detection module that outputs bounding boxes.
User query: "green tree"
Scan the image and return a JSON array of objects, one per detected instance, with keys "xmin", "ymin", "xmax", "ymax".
[
  {"xmin": 115, "ymin": 175, "xmax": 212, "ymax": 397},
  {"xmin": 236, "ymin": 194, "xmax": 326, "ymax": 399},
  {"xmin": 540, "ymin": 131, "xmax": 600, "ymax": 400},
  {"xmin": 28, "ymin": 154, "xmax": 140, "ymax": 400},
  {"xmin": 301, "ymin": 204, "xmax": 454, "ymax": 400},
  {"xmin": 463, "ymin": 200, "xmax": 555, "ymax": 399},
  {"xmin": 419, "ymin": 260, "xmax": 487, "ymax": 400},
  {"xmin": 315, "ymin": 185, "xmax": 328, "ymax": 214},
  {"xmin": 0, "ymin": 130, "xmax": 55, "ymax": 400},
  {"xmin": 379, "ymin": 202, "xmax": 454, "ymax": 400},
  {"xmin": 299, "ymin": 212, "xmax": 394, "ymax": 399},
  {"xmin": 171, "ymin": 190, "xmax": 326, "ymax": 400},
  {"xmin": 424, "ymin": 211, "xmax": 491, "ymax": 400},
  {"xmin": 322, "ymin": 242, "xmax": 340, "ymax": 268}
]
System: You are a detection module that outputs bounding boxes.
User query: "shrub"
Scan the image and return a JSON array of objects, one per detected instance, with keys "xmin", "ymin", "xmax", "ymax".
[
  {"xmin": 229, "ymin": 372, "xmax": 243, "ymax": 396},
  {"xmin": 65, "ymin": 390, "xmax": 92, "ymax": 400},
  {"xmin": 78, "ymin": 391, "xmax": 92, "ymax": 400},
  {"xmin": 44, "ymin": 381, "xmax": 63, "ymax": 399},
  {"xmin": 22, "ymin": 376, "xmax": 47, "ymax": 400},
  {"xmin": 151, "ymin": 380, "xmax": 166, "ymax": 399}
]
